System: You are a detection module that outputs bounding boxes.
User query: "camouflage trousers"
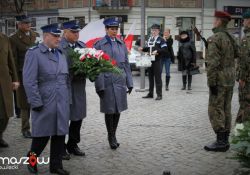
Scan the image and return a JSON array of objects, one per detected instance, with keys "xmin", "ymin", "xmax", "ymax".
[
  {"xmin": 236, "ymin": 83, "xmax": 250, "ymax": 123},
  {"xmin": 208, "ymin": 86, "xmax": 234, "ymax": 133}
]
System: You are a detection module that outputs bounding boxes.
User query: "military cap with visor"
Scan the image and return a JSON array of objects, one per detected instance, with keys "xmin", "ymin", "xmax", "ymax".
[
  {"xmin": 62, "ymin": 20, "xmax": 81, "ymax": 32},
  {"xmin": 40, "ymin": 23, "xmax": 61, "ymax": 36}
]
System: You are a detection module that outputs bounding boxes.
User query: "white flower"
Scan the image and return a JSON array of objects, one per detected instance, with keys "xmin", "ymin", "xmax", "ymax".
[
  {"xmin": 234, "ymin": 123, "xmax": 244, "ymax": 136},
  {"xmin": 88, "ymin": 48, "xmax": 97, "ymax": 56}
]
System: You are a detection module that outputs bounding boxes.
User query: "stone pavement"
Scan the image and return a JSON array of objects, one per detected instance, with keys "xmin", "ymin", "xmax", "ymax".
[{"xmin": 0, "ymin": 67, "xmax": 242, "ymax": 175}]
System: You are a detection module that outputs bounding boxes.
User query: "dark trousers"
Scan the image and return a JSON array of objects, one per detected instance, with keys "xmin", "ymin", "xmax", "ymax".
[
  {"xmin": 13, "ymin": 91, "xmax": 20, "ymax": 117},
  {"xmin": 21, "ymin": 108, "xmax": 30, "ymax": 132},
  {"xmin": 30, "ymin": 135, "xmax": 65, "ymax": 170},
  {"xmin": 148, "ymin": 60, "xmax": 162, "ymax": 96},
  {"xmin": 0, "ymin": 118, "xmax": 9, "ymax": 138},
  {"xmin": 67, "ymin": 119, "xmax": 83, "ymax": 148},
  {"xmin": 0, "ymin": 87, "xmax": 9, "ymax": 137}
]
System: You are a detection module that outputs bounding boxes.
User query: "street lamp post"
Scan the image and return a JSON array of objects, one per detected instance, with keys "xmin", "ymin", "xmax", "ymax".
[{"xmin": 136, "ymin": 0, "xmax": 147, "ymax": 92}]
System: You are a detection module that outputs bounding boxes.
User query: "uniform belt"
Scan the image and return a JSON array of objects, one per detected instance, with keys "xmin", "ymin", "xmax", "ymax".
[{"xmin": 38, "ymin": 74, "xmax": 68, "ymax": 85}]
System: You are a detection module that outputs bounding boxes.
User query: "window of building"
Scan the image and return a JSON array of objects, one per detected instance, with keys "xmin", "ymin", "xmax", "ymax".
[
  {"xmin": 147, "ymin": 16, "xmax": 165, "ymax": 37},
  {"xmin": 176, "ymin": 17, "xmax": 195, "ymax": 40},
  {"xmin": 6, "ymin": 18, "xmax": 16, "ymax": 36},
  {"xmin": 48, "ymin": 17, "xmax": 69, "ymax": 24},
  {"xmin": 69, "ymin": 0, "xmax": 83, "ymax": 8},
  {"xmin": 74, "ymin": 16, "xmax": 85, "ymax": 28},
  {"xmin": 30, "ymin": 18, "xmax": 36, "ymax": 31}
]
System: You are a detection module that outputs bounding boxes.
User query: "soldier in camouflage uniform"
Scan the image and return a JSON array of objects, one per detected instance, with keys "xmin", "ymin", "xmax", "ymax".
[
  {"xmin": 10, "ymin": 15, "xmax": 38, "ymax": 138},
  {"xmin": 204, "ymin": 11, "xmax": 238, "ymax": 152},
  {"xmin": 236, "ymin": 10, "xmax": 250, "ymax": 123}
]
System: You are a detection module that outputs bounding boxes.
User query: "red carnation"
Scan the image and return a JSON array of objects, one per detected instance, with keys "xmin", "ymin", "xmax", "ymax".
[
  {"xmin": 111, "ymin": 59, "xmax": 117, "ymax": 66},
  {"xmin": 80, "ymin": 55, "xmax": 86, "ymax": 61},
  {"xmin": 102, "ymin": 53, "xmax": 110, "ymax": 61}
]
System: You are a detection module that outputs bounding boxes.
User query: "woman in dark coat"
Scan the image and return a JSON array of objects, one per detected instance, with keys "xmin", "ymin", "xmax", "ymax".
[
  {"xmin": 94, "ymin": 17, "xmax": 133, "ymax": 150},
  {"xmin": 177, "ymin": 31, "xmax": 196, "ymax": 90}
]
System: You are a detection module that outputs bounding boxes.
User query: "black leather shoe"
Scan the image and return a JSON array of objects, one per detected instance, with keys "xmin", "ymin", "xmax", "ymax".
[
  {"xmin": 27, "ymin": 151, "xmax": 38, "ymax": 174},
  {"xmin": 142, "ymin": 94, "xmax": 153, "ymax": 98},
  {"xmin": 163, "ymin": 170, "xmax": 171, "ymax": 175},
  {"xmin": 22, "ymin": 131, "xmax": 32, "ymax": 138},
  {"xmin": 50, "ymin": 168, "xmax": 70, "ymax": 175},
  {"xmin": 62, "ymin": 152, "xmax": 71, "ymax": 160},
  {"xmin": 108, "ymin": 136, "xmax": 118, "ymax": 150},
  {"xmin": 155, "ymin": 96, "xmax": 162, "ymax": 100},
  {"xmin": 114, "ymin": 136, "xmax": 120, "ymax": 148},
  {"xmin": 27, "ymin": 163, "xmax": 38, "ymax": 174},
  {"xmin": 67, "ymin": 146, "xmax": 85, "ymax": 156},
  {"xmin": 0, "ymin": 138, "xmax": 9, "ymax": 147}
]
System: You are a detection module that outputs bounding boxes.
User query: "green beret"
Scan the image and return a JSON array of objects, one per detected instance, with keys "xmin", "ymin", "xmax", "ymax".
[{"xmin": 243, "ymin": 10, "xmax": 250, "ymax": 19}]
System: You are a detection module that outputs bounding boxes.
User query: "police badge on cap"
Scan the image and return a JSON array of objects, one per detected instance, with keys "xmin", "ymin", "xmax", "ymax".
[
  {"xmin": 62, "ymin": 20, "xmax": 81, "ymax": 32},
  {"xmin": 41, "ymin": 23, "xmax": 61, "ymax": 36},
  {"xmin": 103, "ymin": 17, "xmax": 120, "ymax": 27}
]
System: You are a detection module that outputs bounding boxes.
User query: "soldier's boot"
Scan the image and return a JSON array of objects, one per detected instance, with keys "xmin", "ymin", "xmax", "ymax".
[
  {"xmin": 105, "ymin": 114, "xmax": 118, "ymax": 150},
  {"xmin": 204, "ymin": 132, "xmax": 229, "ymax": 152},
  {"xmin": 0, "ymin": 133, "xmax": 8, "ymax": 148},
  {"xmin": 113, "ymin": 114, "xmax": 120, "ymax": 147},
  {"xmin": 181, "ymin": 75, "xmax": 187, "ymax": 90},
  {"xmin": 188, "ymin": 75, "xmax": 192, "ymax": 90},
  {"xmin": 165, "ymin": 76, "xmax": 170, "ymax": 91}
]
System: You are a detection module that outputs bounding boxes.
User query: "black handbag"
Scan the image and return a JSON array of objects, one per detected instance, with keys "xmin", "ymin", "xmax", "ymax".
[{"xmin": 189, "ymin": 65, "xmax": 200, "ymax": 75}]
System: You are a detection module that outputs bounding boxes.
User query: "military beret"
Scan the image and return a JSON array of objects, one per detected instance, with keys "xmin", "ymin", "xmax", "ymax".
[
  {"xmin": 151, "ymin": 24, "xmax": 160, "ymax": 29},
  {"xmin": 41, "ymin": 23, "xmax": 61, "ymax": 35},
  {"xmin": 243, "ymin": 10, "xmax": 250, "ymax": 19},
  {"xmin": 103, "ymin": 17, "xmax": 120, "ymax": 27},
  {"xmin": 15, "ymin": 15, "xmax": 31, "ymax": 23},
  {"xmin": 62, "ymin": 20, "xmax": 81, "ymax": 32},
  {"xmin": 214, "ymin": 11, "xmax": 231, "ymax": 21}
]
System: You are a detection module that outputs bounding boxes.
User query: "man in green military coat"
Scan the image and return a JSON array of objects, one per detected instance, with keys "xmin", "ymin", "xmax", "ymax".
[
  {"xmin": 236, "ymin": 10, "xmax": 250, "ymax": 123},
  {"xmin": 204, "ymin": 11, "xmax": 238, "ymax": 152},
  {"xmin": 10, "ymin": 15, "xmax": 38, "ymax": 138},
  {"xmin": 0, "ymin": 32, "xmax": 19, "ymax": 147}
]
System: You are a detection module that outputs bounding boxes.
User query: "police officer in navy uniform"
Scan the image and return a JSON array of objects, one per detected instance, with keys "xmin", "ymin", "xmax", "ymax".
[
  {"xmin": 139, "ymin": 24, "xmax": 168, "ymax": 100},
  {"xmin": 94, "ymin": 17, "xmax": 133, "ymax": 149},
  {"xmin": 59, "ymin": 20, "xmax": 86, "ymax": 159},
  {"xmin": 23, "ymin": 23, "xmax": 70, "ymax": 175}
]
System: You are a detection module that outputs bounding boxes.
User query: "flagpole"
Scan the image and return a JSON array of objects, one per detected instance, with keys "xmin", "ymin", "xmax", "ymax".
[{"xmin": 136, "ymin": 0, "xmax": 147, "ymax": 92}]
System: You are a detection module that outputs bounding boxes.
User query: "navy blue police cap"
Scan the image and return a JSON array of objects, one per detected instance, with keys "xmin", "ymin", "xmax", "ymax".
[
  {"xmin": 103, "ymin": 17, "xmax": 120, "ymax": 27},
  {"xmin": 41, "ymin": 23, "xmax": 61, "ymax": 35},
  {"xmin": 15, "ymin": 15, "xmax": 31, "ymax": 23},
  {"xmin": 62, "ymin": 20, "xmax": 81, "ymax": 32},
  {"xmin": 151, "ymin": 24, "xmax": 160, "ymax": 30}
]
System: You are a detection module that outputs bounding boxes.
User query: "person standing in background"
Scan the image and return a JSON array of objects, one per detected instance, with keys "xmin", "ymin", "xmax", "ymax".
[
  {"xmin": 0, "ymin": 32, "xmax": 19, "ymax": 148},
  {"xmin": 177, "ymin": 31, "xmax": 196, "ymax": 90},
  {"xmin": 236, "ymin": 10, "xmax": 250, "ymax": 123},
  {"xmin": 162, "ymin": 29, "xmax": 174, "ymax": 91},
  {"xmin": 60, "ymin": 20, "xmax": 86, "ymax": 159},
  {"xmin": 10, "ymin": 15, "xmax": 38, "ymax": 138},
  {"xmin": 139, "ymin": 24, "xmax": 168, "ymax": 100},
  {"xmin": 94, "ymin": 17, "xmax": 133, "ymax": 150},
  {"xmin": 204, "ymin": 11, "xmax": 238, "ymax": 152}
]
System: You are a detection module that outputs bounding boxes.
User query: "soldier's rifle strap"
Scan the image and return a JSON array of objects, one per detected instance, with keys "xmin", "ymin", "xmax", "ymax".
[{"xmin": 223, "ymin": 31, "xmax": 239, "ymax": 58}]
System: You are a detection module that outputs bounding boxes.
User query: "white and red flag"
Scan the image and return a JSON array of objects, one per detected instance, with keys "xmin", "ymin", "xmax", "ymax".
[
  {"xmin": 124, "ymin": 20, "xmax": 137, "ymax": 51},
  {"xmin": 79, "ymin": 19, "xmax": 106, "ymax": 48},
  {"xmin": 79, "ymin": 19, "xmax": 137, "ymax": 50}
]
